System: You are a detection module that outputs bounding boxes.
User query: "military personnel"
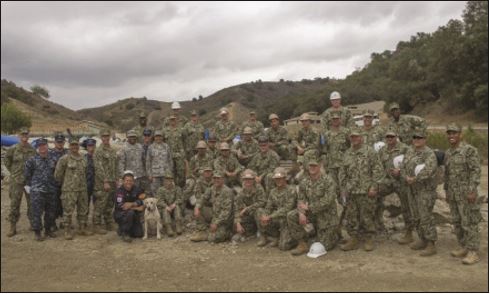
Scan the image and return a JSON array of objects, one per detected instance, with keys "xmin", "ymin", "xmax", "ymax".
[
  {"xmin": 163, "ymin": 115, "xmax": 186, "ymax": 188},
  {"xmin": 265, "ymin": 113, "xmax": 290, "ymax": 160},
  {"xmin": 24, "ymin": 138, "xmax": 57, "ymax": 241},
  {"xmin": 444, "ymin": 123, "xmax": 482, "ymax": 265},
  {"xmin": 185, "ymin": 141, "xmax": 213, "ymax": 206},
  {"xmin": 133, "ymin": 112, "xmax": 154, "ymax": 144},
  {"xmin": 93, "ymin": 129, "xmax": 119, "ymax": 234},
  {"xmin": 118, "ymin": 130, "xmax": 145, "ymax": 188},
  {"xmin": 140, "ymin": 128, "xmax": 153, "ymax": 194},
  {"xmin": 241, "ymin": 111, "xmax": 264, "ymax": 139},
  {"xmin": 401, "ymin": 129, "xmax": 438, "ymax": 256},
  {"xmin": 146, "ymin": 130, "xmax": 173, "ymax": 196},
  {"xmin": 233, "ymin": 127, "xmax": 259, "ymax": 167},
  {"xmin": 321, "ymin": 112, "xmax": 350, "ymax": 183},
  {"xmin": 213, "ymin": 108, "xmax": 238, "ymax": 143},
  {"xmin": 233, "ymin": 169, "xmax": 267, "ymax": 241},
  {"xmin": 114, "ymin": 171, "xmax": 145, "ymax": 242},
  {"xmin": 339, "ymin": 128, "xmax": 384, "ymax": 251},
  {"xmin": 182, "ymin": 110, "xmax": 205, "ymax": 161},
  {"xmin": 163, "ymin": 101, "xmax": 188, "ymax": 129},
  {"xmin": 191, "ymin": 171, "xmax": 234, "ymax": 243},
  {"xmin": 5, "ymin": 127, "xmax": 36, "ymax": 237},
  {"xmin": 213, "ymin": 142, "xmax": 243, "ymax": 187},
  {"xmin": 248, "ymin": 136, "xmax": 280, "ymax": 192},
  {"xmin": 54, "ymin": 137, "xmax": 92, "ymax": 239},
  {"xmin": 321, "ymin": 91, "xmax": 354, "ymax": 131},
  {"xmin": 360, "ymin": 109, "xmax": 384, "ymax": 147},
  {"xmin": 287, "ymin": 160, "xmax": 339, "ymax": 255},
  {"xmin": 257, "ymin": 167, "xmax": 297, "ymax": 250},
  {"xmin": 387, "ymin": 102, "xmax": 427, "ymax": 144},
  {"xmin": 49, "ymin": 132, "xmax": 68, "ymax": 230},
  {"xmin": 206, "ymin": 133, "xmax": 220, "ymax": 160},
  {"xmin": 156, "ymin": 172, "xmax": 183, "ymax": 237},
  {"xmin": 83, "ymin": 138, "xmax": 96, "ymax": 207},
  {"xmin": 191, "ymin": 166, "xmax": 214, "ymax": 208},
  {"xmin": 293, "ymin": 113, "xmax": 320, "ymax": 170}
]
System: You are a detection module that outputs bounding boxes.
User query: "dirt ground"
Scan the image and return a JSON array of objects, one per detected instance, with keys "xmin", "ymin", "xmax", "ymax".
[{"xmin": 1, "ymin": 170, "xmax": 488, "ymax": 292}]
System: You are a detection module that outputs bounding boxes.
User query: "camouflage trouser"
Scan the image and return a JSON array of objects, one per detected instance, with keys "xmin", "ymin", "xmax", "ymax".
[
  {"xmin": 287, "ymin": 209, "xmax": 339, "ymax": 250},
  {"xmin": 150, "ymin": 177, "xmax": 164, "ymax": 197},
  {"xmin": 407, "ymin": 187, "xmax": 437, "ymax": 242},
  {"xmin": 173, "ymin": 155, "xmax": 186, "ymax": 188},
  {"xmin": 447, "ymin": 190, "xmax": 482, "ymax": 250},
  {"xmin": 345, "ymin": 193, "xmax": 377, "ymax": 239},
  {"xmin": 30, "ymin": 191, "xmax": 56, "ymax": 232},
  {"xmin": 195, "ymin": 206, "xmax": 232, "ymax": 243},
  {"xmin": 161, "ymin": 206, "xmax": 183, "ymax": 226},
  {"xmin": 273, "ymin": 145, "xmax": 290, "ymax": 161},
  {"xmin": 8, "ymin": 182, "xmax": 33, "ymax": 226},
  {"xmin": 61, "ymin": 191, "xmax": 89, "ymax": 227},
  {"xmin": 235, "ymin": 213, "xmax": 259, "ymax": 237},
  {"xmin": 378, "ymin": 182, "xmax": 413, "ymax": 231},
  {"xmin": 257, "ymin": 209, "xmax": 295, "ymax": 250},
  {"xmin": 94, "ymin": 183, "xmax": 116, "ymax": 226}
]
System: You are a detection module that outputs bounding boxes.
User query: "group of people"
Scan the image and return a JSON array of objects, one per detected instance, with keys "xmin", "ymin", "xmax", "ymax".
[{"xmin": 4, "ymin": 91, "xmax": 483, "ymax": 265}]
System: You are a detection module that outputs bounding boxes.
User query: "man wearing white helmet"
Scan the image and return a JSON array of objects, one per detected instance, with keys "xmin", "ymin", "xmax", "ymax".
[
  {"xmin": 321, "ymin": 91, "xmax": 354, "ymax": 131},
  {"xmin": 163, "ymin": 101, "xmax": 188, "ymax": 129}
]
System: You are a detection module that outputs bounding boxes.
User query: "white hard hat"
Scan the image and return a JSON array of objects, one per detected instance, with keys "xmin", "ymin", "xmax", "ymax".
[
  {"xmin": 393, "ymin": 155, "xmax": 404, "ymax": 169},
  {"xmin": 414, "ymin": 164, "xmax": 425, "ymax": 176},
  {"xmin": 373, "ymin": 141, "xmax": 385, "ymax": 152},
  {"xmin": 171, "ymin": 101, "xmax": 181, "ymax": 110},
  {"xmin": 123, "ymin": 170, "xmax": 135, "ymax": 177},
  {"xmin": 330, "ymin": 91, "xmax": 341, "ymax": 100},
  {"xmin": 307, "ymin": 242, "xmax": 327, "ymax": 258}
]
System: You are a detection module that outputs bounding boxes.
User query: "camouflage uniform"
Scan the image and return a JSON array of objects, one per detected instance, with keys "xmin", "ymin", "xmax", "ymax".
[
  {"xmin": 444, "ymin": 142, "xmax": 481, "ymax": 251},
  {"xmin": 49, "ymin": 147, "xmax": 68, "ymax": 224},
  {"xmin": 93, "ymin": 144, "xmax": 118, "ymax": 227},
  {"xmin": 85, "ymin": 153, "xmax": 95, "ymax": 204},
  {"xmin": 321, "ymin": 106, "xmax": 353, "ymax": 131},
  {"xmin": 195, "ymin": 184, "xmax": 234, "ymax": 243},
  {"xmin": 182, "ymin": 121, "xmax": 205, "ymax": 160},
  {"xmin": 388, "ymin": 115, "xmax": 427, "ymax": 145},
  {"xmin": 265, "ymin": 125, "xmax": 290, "ymax": 160},
  {"xmin": 339, "ymin": 144, "xmax": 384, "ymax": 239},
  {"xmin": 287, "ymin": 173, "xmax": 339, "ymax": 250},
  {"xmin": 213, "ymin": 120, "xmax": 238, "ymax": 143},
  {"xmin": 213, "ymin": 154, "xmax": 243, "ymax": 187},
  {"xmin": 163, "ymin": 115, "xmax": 188, "ymax": 129},
  {"xmin": 293, "ymin": 126, "xmax": 320, "ymax": 168},
  {"xmin": 146, "ymin": 141, "xmax": 173, "ymax": 196},
  {"xmin": 156, "ymin": 183, "xmax": 183, "ymax": 228},
  {"xmin": 54, "ymin": 153, "xmax": 88, "ymax": 228},
  {"xmin": 361, "ymin": 125, "xmax": 384, "ymax": 147},
  {"xmin": 241, "ymin": 120, "xmax": 264, "ymax": 139},
  {"xmin": 189, "ymin": 152, "xmax": 214, "ymax": 179},
  {"xmin": 193, "ymin": 175, "xmax": 214, "ymax": 204},
  {"xmin": 248, "ymin": 150, "xmax": 280, "ymax": 192},
  {"xmin": 24, "ymin": 153, "xmax": 57, "ymax": 232},
  {"xmin": 401, "ymin": 146, "xmax": 438, "ymax": 243},
  {"xmin": 234, "ymin": 184, "xmax": 267, "ymax": 236},
  {"xmin": 207, "ymin": 146, "xmax": 220, "ymax": 160},
  {"xmin": 5, "ymin": 143, "xmax": 36, "ymax": 226},
  {"xmin": 257, "ymin": 184, "xmax": 297, "ymax": 250},
  {"xmin": 118, "ymin": 141, "xmax": 145, "ymax": 186},
  {"xmin": 322, "ymin": 126, "xmax": 350, "ymax": 186},
  {"xmin": 233, "ymin": 138, "xmax": 260, "ymax": 167},
  {"xmin": 163, "ymin": 126, "xmax": 186, "ymax": 187}
]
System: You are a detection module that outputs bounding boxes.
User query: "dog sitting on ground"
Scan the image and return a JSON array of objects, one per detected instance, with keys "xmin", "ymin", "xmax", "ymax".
[{"xmin": 143, "ymin": 197, "xmax": 162, "ymax": 240}]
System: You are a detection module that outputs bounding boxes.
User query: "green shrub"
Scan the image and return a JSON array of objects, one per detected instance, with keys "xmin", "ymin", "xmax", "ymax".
[{"xmin": 1, "ymin": 103, "xmax": 32, "ymax": 134}]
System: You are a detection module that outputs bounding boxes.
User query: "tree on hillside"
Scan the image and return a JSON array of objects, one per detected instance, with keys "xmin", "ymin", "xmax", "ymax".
[
  {"xmin": 1, "ymin": 103, "xmax": 32, "ymax": 134},
  {"xmin": 30, "ymin": 85, "xmax": 50, "ymax": 99}
]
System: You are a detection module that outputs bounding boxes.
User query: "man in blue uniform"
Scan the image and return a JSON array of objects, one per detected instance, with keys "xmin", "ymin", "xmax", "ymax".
[
  {"xmin": 84, "ymin": 138, "xmax": 96, "ymax": 206},
  {"xmin": 114, "ymin": 171, "xmax": 145, "ymax": 242}
]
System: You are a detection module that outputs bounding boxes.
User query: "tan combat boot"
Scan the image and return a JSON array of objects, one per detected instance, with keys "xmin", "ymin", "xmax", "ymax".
[
  {"xmin": 291, "ymin": 240, "xmax": 309, "ymax": 256},
  {"xmin": 267, "ymin": 237, "xmax": 279, "ymax": 247},
  {"xmin": 166, "ymin": 224, "xmax": 175, "ymax": 237},
  {"xmin": 79, "ymin": 224, "xmax": 94, "ymax": 236},
  {"xmin": 64, "ymin": 227, "xmax": 74, "ymax": 240},
  {"xmin": 409, "ymin": 239, "xmax": 427, "ymax": 250},
  {"xmin": 7, "ymin": 222, "xmax": 16, "ymax": 237},
  {"xmin": 256, "ymin": 235, "xmax": 268, "ymax": 247},
  {"xmin": 364, "ymin": 237, "xmax": 375, "ymax": 251},
  {"xmin": 93, "ymin": 225, "xmax": 107, "ymax": 235},
  {"xmin": 419, "ymin": 241, "xmax": 436, "ymax": 256},
  {"xmin": 190, "ymin": 231, "xmax": 208, "ymax": 242},
  {"xmin": 462, "ymin": 251, "xmax": 480, "ymax": 265},
  {"xmin": 175, "ymin": 222, "xmax": 183, "ymax": 235},
  {"xmin": 340, "ymin": 237, "xmax": 359, "ymax": 251},
  {"xmin": 398, "ymin": 229, "xmax": 414, "ymax": 245},
  {"xmin": 450, "ymin": 247, "xmax": 468, "ymax": 258}
]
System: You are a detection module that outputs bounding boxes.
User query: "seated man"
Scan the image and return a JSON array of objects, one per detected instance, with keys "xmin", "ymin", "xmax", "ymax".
[
  {"xmin": 114, "ymin": 171, "xmax": 145, "ymax": 242},
  {"xmin": 156, "ymin": 172, "xmax": 183, "ymax": 237}
]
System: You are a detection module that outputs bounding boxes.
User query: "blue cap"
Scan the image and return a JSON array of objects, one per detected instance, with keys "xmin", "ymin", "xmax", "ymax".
[
  {"xmin": 85, "ymin": 138, "xmax": 96, "ymax": 146},
  {"xmin": 143, "ymin": 128, "xmax": 152, "ymax": 136}
]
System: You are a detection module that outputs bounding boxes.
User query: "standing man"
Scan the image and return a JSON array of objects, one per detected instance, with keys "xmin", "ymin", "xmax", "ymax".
[
  {"xmin": 54, "ymin": 137, "xmax": 92, "ymax": 239},
  {"xmin": 361, "ymin": 109, "xmax": 384, "ymax": 147},
  {"xmin": 241, "ymin": 111, "xmax": 264, "ymax": 140},
  {"xmin": 93, "ymin": 129, "xmax": 119, "ymax": 234},
  {"xmin": 163, "ymin": 115, "xmax": 186, "ymax": 188},
  {"xmin": 114, "ymin": 171, "xmax": 145, "ymax": 242},
  {"xmin": 321, "ymin": 91, "xmax": 353, "ymax": 131},
  {"xmin": 339, "ymin": 128, "xmax": 384, "ymax": 251},
  {"xmin": 387, "ymin": 102, "xmax": 427, "ymax": 144},
  {"xmin": 293, "ymin": 113, "xmax": 320, "ymax": 172},
  {"xmin": 24, "ymin": 138, "xmax": 57, "ymax": 241},
  {"xmin": 156, "ymin": 172, "xmax": 184, "ymax": 237},
  {"xmin": 146, "ymin": 130, "xmax": 173, "ymax": 196},
  {"xmin": 265, "ymin": 113, "xmax": 290, "ymax": 160},
  {"xmin": 5, "ymin": 127, "xmax": 36, "ymax": 237},
  {"xmin": 83, "ymin": 138, "xmax": 97, "ymax": 210},
  {"xmin": 163, "ymin": 102, "xmax": 188, "ymax": 129},
  {"xmin": 140, "ymin": 128, "xmax": 153, "ymax": 194},
  {"xmin": 206, "ymin": 133, "xmax": 220, "ymax": 160},
  {"xmin": 248, "ymin": 136, "xmax": 280, "ymax": 193},
  {"xmin": 444, "ymin": 123, "xmax": 482, "ymax": 265},
  {"xmin": 133, "ymin": 112, "xmax": 153, "ymax": 144},
  {"xmin": 182, "ymin": 110, "xmax": 205, "ymax": 161},
  {"xmin": 49, "ymin": 132, "xmax": 68, "ymax": 231},
  {"xmin": 233, "ymin": 127, "xmax": 259, "ymax": 167},
  {"xmin": 213, "ymin": 108, "xmax": 238, "ymax": 144},
  {"xmin": 213, "ymin": 142, "xmax": 243, "ymax": 187},
  {"xmin": 118, "ymin": 130, "xmax": 145, "ymax": 188}
]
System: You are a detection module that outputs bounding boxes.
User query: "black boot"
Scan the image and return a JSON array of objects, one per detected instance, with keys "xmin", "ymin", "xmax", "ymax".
[{"xmin": 34, "ymin": 230, "xmax": 44, "ymax": 242}]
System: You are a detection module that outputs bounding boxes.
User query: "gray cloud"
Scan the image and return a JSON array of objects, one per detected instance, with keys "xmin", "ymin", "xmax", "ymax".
[{"xmin": 1, "ymin": 1, "xmax": 466, "ymax": 109}]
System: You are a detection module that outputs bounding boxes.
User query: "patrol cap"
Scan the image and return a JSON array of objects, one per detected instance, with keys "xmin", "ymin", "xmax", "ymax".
[
  {"xmin": 249, "ymin": 111, "xmax": 256, "ymax": 115},
  {"xmin": 412, "ymin": 128, "xmax": 427, "ymax": 138},
  {"xmin": 219, "ymin": 142, "xmax": 230, "ymax": 150},
  {"xmin": 19, "ymin": 127, "xmax": 30, "ymax": 135},
  {"xmin": 154, "ymin": 129, "xmax": 163, "ymax": 137},
  {"xmin": 213, "ymin": 170, "xmax": 224, "ymax": 178},
  {"xmin": 37, "ymin": 138, "xmax": 48, "ymax": 146},
  {"xmin": 208, "ymin": 133, "xmax": 217, "ymax": 141},
  {"xmin": 299, "ymin": 113, "xmax": 311, "ymax": 121},
  {"xmin": 330, "ymin": 91, "xmax": 341, "ymax": 100},
  {"xmin": 139, "ymin": 112, "xmax": 147, "ymax": 118},
  {"xmin": 126, "ymin": 130, "xmax": 137, "ymax": 137},
  {"xmin": 143, "ymin": 128, "xmax": 152, "ymax": 136},
  {"xmin": 385, "ymin": 130, "xmax": 397, "ymax": 137},
  {"xmin": 100, "ymin": 129, "xmax": 111, "ymax": 136},
  {"xmin": 201, "ymin": 165, "xmax": 213, "ymax": 172},
  {"xmin": 446, "ymin": 123, "xmax": 462, "ymax": 133},
  {"xmin": 171, "ymin": 101, "xmax": 181, "ymax": 110},
  {"xmin": 349, "ymin": 128, "xmax": 362, "ymax": 137},
  {"xmin": 258, "ymin": 135, "xmax": 269, "ymax": 144},
  {"xmin": 243, "ymin": 127, "xmax": 253, "ymax": 135},
  {"xmin": 54, "ymin": 133, "xmax": 66, "ymax": 142},
  {"xmin": 241, "ymin": 169, "xmax": 256, "ymax": 179},
  {"xmin": 163, "ymin": 171, "xmax": 174, "ymax": 179},
  {"xmin": 169, "ymin": 115, "xmax": 177, "ymax": 120},
  {"xmin": 330, "ymin": 112, "xmax": 341, "ymax": 120},
  {"xmin": 190, "ymin": 110, "xmax": 198, "ymax": 116},
  {"xmin": 196, "ymin": 140, "xmax": 207, "ymax": 149},
  {"xmin": 268, "ymin": 113, "xmax": 279, "ymax": 120},
  {"xmin": 85, "ymin": 138, "xmax": 96, "ymax": 146},
  {"xmin": 272, "ymin": 167, "xmax": 286, "ymax": 179},
  {"xmin": 123, "ymin": 170, "xmax": 135, "ymax": 178},
  {"xmin": 363, "ymin": 109, "xmax": 375, "ymax": 117},
  {"xmin": 308, "ymin": 160, "xmax": 320, "ymax": 166},
  {"xmin": 389, "ymin": 102, "xmax": 400, "ymax": 111},
  {"xmin": 69, "ymin": 136, "xmax": 80, "ymax": 145}
]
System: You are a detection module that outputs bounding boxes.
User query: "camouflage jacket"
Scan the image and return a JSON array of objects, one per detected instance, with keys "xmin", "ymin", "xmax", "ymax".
[
  {"xmin": 241, "ymin": 120, "xmax": 264, "ymax": 139},
  {"xmin": 321, "ymin": 106, "xmax": 353, "ymax": 131},
  {"xmin": 49, "ymin": 147, "xmax": 68, "ymax": 187},
  {"xmin": 294, "ymin": 127, "xmax": 320, "ymax": 152},
  {"xmin": 444, "ymin": 142, "xmax": 480, "ymax": 196},
  {"xmin": 197, "ymin": 185, "xmax": 234, "ymax": 226},
  {"xmin": 5, "ymin": 143, "xmax": 36, "ymax": 184},
  {"xmin": 264, "ymin": 185, "xmax": 297, "ymax": 220},
  {"xmin": 388, "ymin": 115, "xmax": 427, "ymax": 144},
  {"xmin": 133, "ymin": 125, "xmax": 154, "ymax": 144},
  {"xmin": 378, "ymin": 141, "xmax": 410, "ymax": 186},
  {"xmin": 193, "ymin": 176, "xmax": 213, "ymax": 202},
  {"xmin": 298, "ymin": 174, "xmax": 338, "ymax": 229},
  {"xmin": 213, "ymin": 155, "xmax": 243, "ymax": 174},
  {"xmin": 146, "ymin": 142, "xmax": 173, "ymax": 177},
  {"xmin": 361, "ymin": 125, "xmax": 384, "ymax": 147},
  {"xmin": 248, "ymin": 150, "xmax": 280, "ymax": 178},
  {"xmin": 233, "ymin": 139, "xmax": 260, "ymax": 161},
  {"xmin": 94, "ymin": 144, "xmax": 118, "ymax": 190},
  {"xmin": 213, "ymin": 120, "xmax": 238, "ymax": 142},
  {"xmin": 339, "ymin": 144, "xmax": 384, "ymax": 194},
  {"xmin": 156, "ymin": 184, "xmax": 183, "ymax": 209},
  {"xmin": 24, "ymin": 153, "xmax": 57, "ymax": 192},
  {"xmin": 54, "ymin": 153, "xmax": 87, "ymax": 192},
  {"xmin": 182, "ymin": 121, "xmax": 205, "ymax": 154},
  {"xmin": 163, "ymin": 116, "xmax": 188, "ymax": 129},
  {"xmin": 207, "ymin": 147, "xmax": 220, "ymax": 160},
  {"xmin": 265, "ymin": 126, "xmax": 289, "ymax": 148},
  {"xmin": 322, "ymin": 126, "xmax": 350, "ymax": 169},
  {"xmin": 189, "ymin": 152, "xmax": 214, "ymax": 179},
  {"xmin": 401, "ymin": 146, "xmax": 438, "ymax": 190},
  {"xmin": 234, "ymin": 184, "xmax": 267, "ymax": 224},
  {"xmin": 163, "ymin": 127, "xmax": 185, "ymax": 158},
  {"xmin": 118, "ymin": 142, "xmax": 145, "ymax": 178}
]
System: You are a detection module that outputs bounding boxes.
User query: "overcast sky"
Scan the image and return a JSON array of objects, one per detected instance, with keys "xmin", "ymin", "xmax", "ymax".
[{"xmin": 1, "ymin": 1, "xmax": 466, "ymax": 110}]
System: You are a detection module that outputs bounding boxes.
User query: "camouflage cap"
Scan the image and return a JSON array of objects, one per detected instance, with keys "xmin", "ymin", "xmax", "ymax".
[
  {"xmin": 385, "ymin": 129, "xmax": 397, "ymax": 137},
  {"xmin": 268, "ymin": 113, "xmax": 279, "ymax": 120},
  {"xmin": 54, "ymin": 133, "xmax": 66, "ymax": 142},
  {"xmin": 241, "ymin": 169, "xmax": 256, "ymax": 179},
  {"xmin": 196, "ymin": 140, "xmax": 207, "ymax": 149},
  {"xmin": 219, "ymin": 142, "xmax": 230, "ymax": 150},
  {"xmin": 126, "ymin": 130, "xmax": 137, "ymax": 137},
  {"xmin": 258, "ymin": 135, "xmax": 269, "ymax": 144},
  {"xmin": 69, "ymin": 136, "xmax": 80, "ymax": 144},
  {"xmin": 19, "ymin": 127, "xmax": 30, "ymax": 135},
  {"xmin": 330, "ymin": 112, "xmax": 341, "ymax": 120},
  {"xmin": 249, "ymin": 111, "xmax": 256, "ymax": 115},
  {"xmin": 201, "ymin": 165, "xmax": 213, "ymax": 172},
  {"xmin": 154, "ymin": 129, "xmax": 164, "ymax": 137},
  {"xmin": 163, "ymin": 171, "xmax": 174, "ymax": 179},
  {"xmin": 389, "ymin": 102, "xmax": 400, "ymax": 111},
  {"xmin": 243, "ymin": 127, "xmax": 253, "ymax": 135},
  {"xmin": 100, "ymin": 129, "xmax": 111, "ymax": 136},
  {"xmin": 191, "ymin": 110, "xmax": 198, "ymax": 116},
  {"xmin": 446, "ymin": 123, "xmax": 462, "ymax": 133},
  {"xmin": 349, "ymin": 127, "xmax": 362, "ymax": 136},
  {"xmin": 139, "ymin": 112, "xmax": 147, "ymax": 118},
  {"xmin": 308, "ymin": 160, "xmax": 320, "ymax": 166},
  {"xmin": 213, "ymin": 170, "xmax": 224, "ymax": 178},
  {"xmin": 412, "ymin": 128, "xmax": 427, "ymax": 138},
  {"xmin": 362, "ymin": 109, "xmax": 375, "ymax": 117},
  {"xmin": 272, "ymin": 167, "xmax": 287, "ymax": 179},
  {"xmin": 299, "ymin": 113, "xmax": 311, "ymax": 121}
]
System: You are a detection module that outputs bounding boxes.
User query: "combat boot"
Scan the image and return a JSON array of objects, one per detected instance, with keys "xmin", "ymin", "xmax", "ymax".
[
  {"xmin": 267, "ymin": 237, "xmax": 279, "ymax": 247},
  {"xmin": 64, "ymin": 227, "xmax": 74, "ymax": 240},
  {"xmin": 79, "ymin": 224, "xmax": 94, "ymax": 236},
  {"xmin": 190, "ymin": 231, "xmax": 208, "ymax": 242},
  {"xmin": 105, "ymin": 222, "xmax": 115, "ymax": 232},
  {"xmin": 398, "ymin": 229, "xmax": 414, "ymax": 245},
  {"xmin": 121, "ymin": 234, "xmax": 132, "ymax": 243},
  {"xmin": 34, "ymin": 230, "xmax": 44, "ymax": 242},
  {"xmin": 175, "ymin": 222, "xmax": 183, "ymax": 235},
  {"xmin": 45, "ymin": 229, "xmax": 57, "ymax": 238},
  {"xmin": 93, "ymin": 225, "xmax": 107, "ymax": 235},
  {"xmin": 409, "ymin": 239, "xmax": 427, "ymax": 250},
  {"xmin": 291, "ymin": 240, "xmax": 309, "ymax": 256},
  {"xmin": 419, "ymin": 241, "xmax": 436, "ymax": 256},
  {"xmin": 340, "ymin": 237, "xmax": 359, "ymax": 251},
  {"xmin": 7, "ymin": 222, "xmax": 16, "ymax": 237},
  {"xmin": 364, "ymin": 237, "xmax": 375, "ymax": 251},
  {"xmin": 462, "ymin": 251, "xmax": 480, "ymax": 265},
  {"xmin": 256, "ymin": 235, "xmax": 268, "ymax": 247},
  {"xmin": 450, "ymin": 247, "xmax": 468, "ymax": 258},
  {"xmin": 166, "ymin": 224, "xmax": 175, "ymax": 237}
]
